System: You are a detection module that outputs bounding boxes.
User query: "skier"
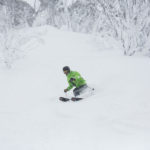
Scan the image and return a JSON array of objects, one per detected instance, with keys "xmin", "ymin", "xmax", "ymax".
[{"xmin": 61, "ymin": 66, "xmax": 88, "ymax": 101}]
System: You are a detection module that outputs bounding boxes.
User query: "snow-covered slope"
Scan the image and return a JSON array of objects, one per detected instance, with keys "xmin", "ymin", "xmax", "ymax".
[{"xmin": 0, "ymin": 26, "xmax": 150, "ymax": 150}]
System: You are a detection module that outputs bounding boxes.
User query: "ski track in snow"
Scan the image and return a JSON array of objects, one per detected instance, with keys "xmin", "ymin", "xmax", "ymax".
[{"xmin": 0, "ymin": 26, "xmax": 150, "ymax": 150}]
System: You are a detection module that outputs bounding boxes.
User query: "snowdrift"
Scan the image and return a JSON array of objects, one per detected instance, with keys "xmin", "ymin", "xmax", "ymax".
[{"xmin": 0, "ymin": 26, "xmax": 150, "ymax": 150}]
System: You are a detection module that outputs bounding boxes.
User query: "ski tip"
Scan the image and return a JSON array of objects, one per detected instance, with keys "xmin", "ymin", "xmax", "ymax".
[
  {"xmin": 71, "ymin": 97, "xmax": 83, "ymax": 101},
  {"xmin": 59, "ymin": 97, "xmax": 70, "ymax": 102}
]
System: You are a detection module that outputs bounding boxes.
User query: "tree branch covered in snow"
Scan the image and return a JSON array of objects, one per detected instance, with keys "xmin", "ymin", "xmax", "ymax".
[
  {"xmin": 0, "ymin": 0, "xmax": 150, "ymax": 57},
  {"xmin": 32, "ymin": 0, "xmax": 150, "ymax": 56},
  {"xmin": 96, "ymin": 0, "xmax": 150, "ymax": 55},
  {"xmin": 0, "ymin": 3, "xmax": 43, "ymax": 68}
]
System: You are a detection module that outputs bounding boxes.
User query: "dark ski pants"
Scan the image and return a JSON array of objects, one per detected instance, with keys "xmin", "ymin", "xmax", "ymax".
[{"xmin": 73, "ymin": 84, "xmax": 88, "ymax": 97}]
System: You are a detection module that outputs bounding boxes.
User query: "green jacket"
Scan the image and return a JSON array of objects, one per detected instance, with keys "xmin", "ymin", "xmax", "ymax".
[{"xmin": 66, "ymin": 71, "xmax": 86, "ymax": 91}]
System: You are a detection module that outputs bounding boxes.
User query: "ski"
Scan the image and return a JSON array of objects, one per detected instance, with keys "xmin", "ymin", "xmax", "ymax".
[
  {"xmin": 59, "ymin": 97, "xmax": 70, "ymax": 102},
  {"xmin": 71, "ymin": 97, "xmax": 83, "ymax": 101},
  {"xmin": 59, "ymin": 97, "xmax": 83, "ymax": 102}
]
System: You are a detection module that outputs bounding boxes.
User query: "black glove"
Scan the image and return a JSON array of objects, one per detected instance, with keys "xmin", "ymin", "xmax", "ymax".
[
  {"xmin": 70, "ymin": 78, "xmax": 76, "ymax": 82},
  {"xmin": 64, "ymin": 89, "xmax": 68, "ymax": 93}
]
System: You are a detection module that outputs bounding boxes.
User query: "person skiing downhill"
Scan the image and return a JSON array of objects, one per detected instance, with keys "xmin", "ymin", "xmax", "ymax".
[{"xmin": 63, "ymin": 66, "xmax": 88, "ymax": 98}]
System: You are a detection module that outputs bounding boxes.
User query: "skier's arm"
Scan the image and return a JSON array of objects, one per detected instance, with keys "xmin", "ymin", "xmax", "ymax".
[
  {"xmin": 66, "ymin": 72, "xmax": 81, "ymax": 91},
  {"xmin": 71, "ymin": 72, "xmax": 81, "ymax": 81},
  {"xmin": 67, "ymin": 82, "xmax": 74, "ymax": 91},
  {"xmin": 64, "ymin": 83, "xmax": 73, "ymax": 92}
]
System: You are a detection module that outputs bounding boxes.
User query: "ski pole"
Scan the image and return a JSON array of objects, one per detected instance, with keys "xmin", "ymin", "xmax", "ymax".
[
  {"xmin": 65, "ymin": 92, "xmax": 68, "ymax": 98},
  {"xmin": 88, "ymin": 86, "xmax": 94, "ymax": 91}
]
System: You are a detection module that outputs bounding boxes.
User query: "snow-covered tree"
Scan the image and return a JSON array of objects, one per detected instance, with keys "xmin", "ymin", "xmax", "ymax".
[
  {"xmin": 68, "ymin": 0, "xmax": 99, "ymax": 32},
  {"xmin": 33, "ymin": 0, "xmax": 57, "ymax": 26},
  {"xmin": 0, "ymin": 3, "xmax": 35, "ymax": 68},
  {"xmin": 0, "ymin": 0, "xmax": 35, "ymax": 27},
  {"xmin": 0, "ymin": 5, "xmax": 17, "ymax": 68},
  {"xmin": 1, "ymin": 0, "xmax": 150, "ymax": 57},
  {"xmin": 96, "ymin": 0, "xmax": 150, "ymax": 55}
]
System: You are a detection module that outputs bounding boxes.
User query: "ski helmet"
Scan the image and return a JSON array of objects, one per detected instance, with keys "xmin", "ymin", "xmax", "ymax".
[{"xmin": 63, "ymin": 66, "xmax": 70, "ymax": 72}]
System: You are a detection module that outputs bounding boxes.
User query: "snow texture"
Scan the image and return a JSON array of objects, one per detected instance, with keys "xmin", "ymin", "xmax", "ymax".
[{"xmin": 0, "ymin": 26, "xmax": 150, "ymax": 150}]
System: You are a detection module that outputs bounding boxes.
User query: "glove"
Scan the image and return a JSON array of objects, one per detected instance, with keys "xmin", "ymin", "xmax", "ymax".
[
  {"xmin": 64, "ymin": 89, "xmax": 68, "ymax": 93},
  {"xmin": 70, "ymin": 78, "xmax": 76, "ymax": 82}
]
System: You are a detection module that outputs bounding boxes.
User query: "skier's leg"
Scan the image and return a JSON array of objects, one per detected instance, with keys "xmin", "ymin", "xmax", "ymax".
[
  {"xmin": 73, "ymin": 88, "xmax": 80, "ymax": 97},
  {"xmin": 78, "ymin": 84, "xmax": 88, "ymax": 94},
  {"xmin": 73, "ymin": 84, "xmax": 88, "ymax": 97}
]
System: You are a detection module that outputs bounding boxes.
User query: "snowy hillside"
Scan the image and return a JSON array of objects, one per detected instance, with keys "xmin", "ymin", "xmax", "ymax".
[{"xmin": 0, "ymin": 26, "xmax": 150, "ymax": 150}]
